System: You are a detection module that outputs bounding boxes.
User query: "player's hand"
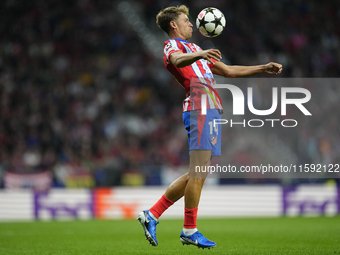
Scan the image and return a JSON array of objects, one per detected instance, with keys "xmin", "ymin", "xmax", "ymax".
[
  {"xmin": 200, "ymin": 49, "xmax": 222, "ymax": 64},
  {"xmin": 264, "ymin": 62, "xmax": 282, "ymax": 75}
]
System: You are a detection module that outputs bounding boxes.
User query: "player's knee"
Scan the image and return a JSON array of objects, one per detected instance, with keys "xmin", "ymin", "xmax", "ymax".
[{"xmin": 188, "ymin": 168, "xmax": 208, "ymax": 179}]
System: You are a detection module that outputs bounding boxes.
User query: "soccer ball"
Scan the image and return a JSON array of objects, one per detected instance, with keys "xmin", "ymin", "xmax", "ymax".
[{"xmin": 196, "ymin": 7, "xmax": 226, "ymax": 38}]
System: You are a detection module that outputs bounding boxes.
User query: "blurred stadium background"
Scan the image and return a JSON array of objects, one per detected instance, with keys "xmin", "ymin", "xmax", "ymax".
[{"xmin": 0, "ymin": 0, "xmax": 340, "ymax": 222}]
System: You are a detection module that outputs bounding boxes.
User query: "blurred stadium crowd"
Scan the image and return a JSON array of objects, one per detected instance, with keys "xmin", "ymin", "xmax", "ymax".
[{"xmin": 0, "ymin": 0, "xmax": 339, "ymax": 188}]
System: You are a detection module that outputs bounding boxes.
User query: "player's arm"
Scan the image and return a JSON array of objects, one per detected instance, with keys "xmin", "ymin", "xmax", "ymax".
[
  {"xmin": 169, "ymin": 49, "xmax": 222, "ymax": 68},
  {"xmin": 211, "ymin": 61, "xmax": 282, "ymax": 78}
]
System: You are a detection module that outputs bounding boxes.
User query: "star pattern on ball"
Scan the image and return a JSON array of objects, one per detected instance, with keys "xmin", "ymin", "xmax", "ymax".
[
  {"xmin": 205, "ymin": 8, "xmax": 215, "ymax": 14},
  {"xmin": 199, "ymin": 16, "xmax": 209, "ymax": 28},
  {"xmin": 206, "ymin": 30, "xmax": 217, "ymax": 37},
  {"xmin": 211, "ymin": 17, "xmax": 223, "ymax": 27}
]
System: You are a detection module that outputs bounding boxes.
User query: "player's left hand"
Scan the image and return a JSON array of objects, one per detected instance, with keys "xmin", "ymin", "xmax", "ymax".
[{"xmin": 264, "ymin": 62, "xmax": 282, "ymax": 75}]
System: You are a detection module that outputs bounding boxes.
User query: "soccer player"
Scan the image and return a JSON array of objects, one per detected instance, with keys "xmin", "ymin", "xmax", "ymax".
[{"xmin": 137, "ymin": 5, "xmax": 282, "ymax": 249}]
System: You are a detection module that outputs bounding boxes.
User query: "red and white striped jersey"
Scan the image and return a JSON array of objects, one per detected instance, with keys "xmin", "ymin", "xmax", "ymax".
[{"xmin": 163, "ymin": 38, "xmax": 223, "ymax": 113}]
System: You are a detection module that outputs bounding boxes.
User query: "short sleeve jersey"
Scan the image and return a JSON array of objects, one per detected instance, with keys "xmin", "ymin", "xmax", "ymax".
[{"xmin": 163, "ymin": 38, "xmax": 223, "ymax": 113}]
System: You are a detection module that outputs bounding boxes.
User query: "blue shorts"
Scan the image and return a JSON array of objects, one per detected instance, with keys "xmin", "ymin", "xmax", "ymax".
[{"xmin": 183, "ymin": 109, "xmax": 222, "ymax": 156}]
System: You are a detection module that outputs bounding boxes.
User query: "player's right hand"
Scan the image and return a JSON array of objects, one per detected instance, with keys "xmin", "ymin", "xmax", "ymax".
[{"xmin": 201, "ymin": 49, "xmax": 222, "ymax": 64}]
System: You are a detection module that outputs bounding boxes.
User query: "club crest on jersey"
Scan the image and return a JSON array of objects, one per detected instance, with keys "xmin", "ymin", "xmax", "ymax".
[{"xmin": 211, "ymin": 135, "xmax": 217, "ymax": 145}]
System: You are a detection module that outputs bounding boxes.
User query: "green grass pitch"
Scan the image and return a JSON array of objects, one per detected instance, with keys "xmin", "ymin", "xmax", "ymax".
[{"xmin": 0, "ymin": 217, "xmax": 339, "ymax": 255}]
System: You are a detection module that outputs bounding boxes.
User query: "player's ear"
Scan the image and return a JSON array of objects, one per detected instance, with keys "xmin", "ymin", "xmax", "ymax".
[{"xmin": 170, "ymin": 20, "xmax": 177, "ymax": 29}]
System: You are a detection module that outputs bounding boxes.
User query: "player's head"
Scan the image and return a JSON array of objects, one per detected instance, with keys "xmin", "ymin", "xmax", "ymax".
[{"xmin": 156, "ymin": 5, "xmax": 193, "ymax": 40}]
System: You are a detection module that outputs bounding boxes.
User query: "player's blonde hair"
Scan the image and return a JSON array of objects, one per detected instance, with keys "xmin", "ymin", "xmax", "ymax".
[{"xmin": 156, "ymin": 5, "xmax": 189, "ymax": 35}]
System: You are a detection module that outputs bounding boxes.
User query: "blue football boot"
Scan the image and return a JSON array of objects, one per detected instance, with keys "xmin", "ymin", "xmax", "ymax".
[
  {"xmin": 137, "ymin": 210, "xmax": 159, "ymax": 246},
  {"xmin": 180, "ymin": 230, "xmax": 216, "ymax": 249}
]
